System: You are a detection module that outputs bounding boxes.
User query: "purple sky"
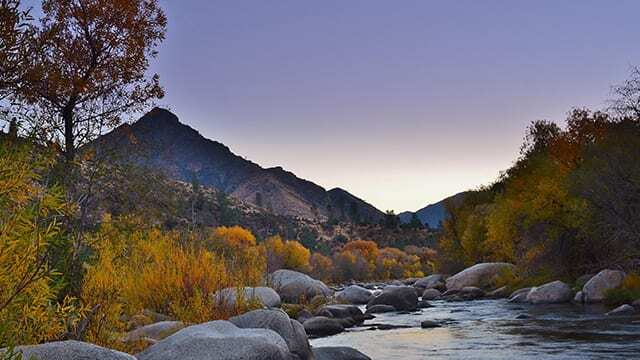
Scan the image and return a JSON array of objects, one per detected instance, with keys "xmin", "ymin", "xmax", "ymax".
[{"xmin": 28, "ymin": 0, "xmax": 640, "ymax": 212}]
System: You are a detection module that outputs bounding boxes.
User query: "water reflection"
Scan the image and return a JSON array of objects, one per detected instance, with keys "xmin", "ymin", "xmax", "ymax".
[{"xmin": 310, "ymin": 300, "xmax": 640, "ymax": 359}]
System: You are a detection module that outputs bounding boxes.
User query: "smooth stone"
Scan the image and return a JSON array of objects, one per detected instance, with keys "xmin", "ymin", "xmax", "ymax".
[
  {"xmin": 2, "ymin": 341, "xmax": 136, "ymax": 360},
  {"xmin": 269, "ymin": 269, "xmax": 333, "ymax": 303},
  {"xmin": 312, "ymin": 346, "xmax": 372, "ymax": 360},
  {"xmin": 582, "ymin": 270, "xmax": 626, "ymax": 303},
  {"xmin": 606, "ymin": 304, "xmax": 635, "ymax": 316},
  {"xmin": 526, "ymin": 281, "xmax": 573, "ymax": 304},
  {"xmin": 445, "ymin": 263, "xmax": 515, "ymax": 291},
  {"xmin": 230, "ymin": 309, "xmax": 312, "ymax": 360},
  {"xmin": 302, "ymin": 316, "xmax": 344, "ymax": 337},
  {"xmin": 136, "ymin": 320, "xmax": 292, "ymax": 360},
  {"xmin": 336, "ymin": 285, "xmax": 373, "ymax": 304},
  {"xmin": 366, "ymin": 286, "xmax": 418, "ymax": 311}
]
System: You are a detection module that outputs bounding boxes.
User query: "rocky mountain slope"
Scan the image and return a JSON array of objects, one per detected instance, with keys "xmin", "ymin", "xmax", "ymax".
[{"xmin": 94, "ymin": 108, "xmax": 384, "ymax": 223}]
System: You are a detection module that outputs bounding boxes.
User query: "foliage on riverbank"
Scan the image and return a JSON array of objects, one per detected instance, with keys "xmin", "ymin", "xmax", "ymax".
[{"xmin": 437, "ymin": 69, "xmax": 640, "ymax": 280}]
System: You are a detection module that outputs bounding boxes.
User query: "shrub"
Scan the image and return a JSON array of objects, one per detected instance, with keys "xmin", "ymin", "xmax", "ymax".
[
  {"xmin": 604, "ymin": 273, "xmax": 640, "ymax": 306},
  {"xmin": 0, "ymin": 141, "xmax": 84, "ymax": 346}
]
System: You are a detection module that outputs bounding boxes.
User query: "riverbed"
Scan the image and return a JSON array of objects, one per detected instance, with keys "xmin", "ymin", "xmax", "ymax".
[{"xmin": 310, "ymin": 299, "xmax": 640, "ymax": 359}]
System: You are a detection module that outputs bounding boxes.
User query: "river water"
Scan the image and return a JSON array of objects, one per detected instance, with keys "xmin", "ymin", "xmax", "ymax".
[{"xmin": 310, "ymin": 299, "xmax": 640, "ymax": 359}]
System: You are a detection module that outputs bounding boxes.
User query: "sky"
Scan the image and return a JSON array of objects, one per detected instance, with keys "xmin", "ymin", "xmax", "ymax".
[{"xmin": 145, "ymin": 0, "xmax": 640, "ymax": 212}]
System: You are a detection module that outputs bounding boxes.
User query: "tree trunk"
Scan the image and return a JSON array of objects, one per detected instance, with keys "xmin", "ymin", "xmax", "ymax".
[{"xmin": 62, "ymin": 104, "xmax": 75, "ymax": 161}]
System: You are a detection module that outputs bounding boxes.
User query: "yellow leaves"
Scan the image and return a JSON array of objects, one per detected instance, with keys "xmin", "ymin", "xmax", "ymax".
[
  {"xmin": 262, "ymin": 235, "xmax": 310, "ymax": 273},
  {"xmin": 0, "ymin": 142, "xmax": 81, "ymax": 346}
]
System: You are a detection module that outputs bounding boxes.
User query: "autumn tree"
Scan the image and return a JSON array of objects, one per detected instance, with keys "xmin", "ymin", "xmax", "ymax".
[{"xmin": 17, "ymin": 0, "xmax": 166, "ymax": 161}]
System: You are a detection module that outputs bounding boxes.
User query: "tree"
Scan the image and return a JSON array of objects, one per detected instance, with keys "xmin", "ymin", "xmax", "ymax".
[
  {"xmin": 0, "ymin": 0, "xmax": 32, "ymax": 101},
  {"xmin": 18, "ymin": 0, "xmax": 166, "ymax": 161},
  {"xmin": 611, "ymin": 66, "xmax": 640, "ymax": 118}
]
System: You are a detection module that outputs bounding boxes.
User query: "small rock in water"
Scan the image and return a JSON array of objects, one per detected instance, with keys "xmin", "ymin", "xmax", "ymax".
[
  {"xmin": 421, "ymin": 320, "xmax": 442, "ymax": 328},
  {"xmin": 515, "ymin": 314, "xmax": 532, "ymax": 319},
  {"xmin": 422, "ymin": 288, "xmax": 442, "ymax": 300},
  {"xmin": 417, "ymin": 300, "xmax": 433, "ymax": 308},
  {"xmin": 303, "ymin": 316, "xmax": 345, "ymax": 337},
  {"xmin": 606, "ymin": 304, "xmax": 635, "ymax": 316}
]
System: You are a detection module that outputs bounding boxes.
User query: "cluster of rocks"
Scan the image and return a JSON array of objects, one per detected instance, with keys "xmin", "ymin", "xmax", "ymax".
[{"xmin": 6, "ymin": 264, "xmax": 638, "ymax": 360}]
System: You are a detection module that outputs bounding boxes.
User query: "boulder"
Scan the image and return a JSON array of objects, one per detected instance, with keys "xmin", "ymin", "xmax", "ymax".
[
  {"xmin": 508, "ymin": 287, "xmax": 532, "ymax": 303},
  {"xmin": 136, "ymin": 320, "xmax": 292, "ymax": 360},
  {"xmin": 230, "ymin": 309, "xmax": 312, "ymax": 360},
  {"xmin": 445, "ymin": 263, "xmax": 515, "ymax": 291},
  {"xmin": 582, "ymin": 270, "xmax": 626, "ymax": 303},
  {"xmin": 365, "ymin": 305, "xmax": 396, "ymax": 314},
  {"xmin": 632, "ymin": 299, "xmax": 640, "ymax": 308},
  {"xmin": 487, "ymin": 286, "xmax": 510, "ymax": 299},
  {"xmin": 3, "ymin": 341, "xmax": 135, "ymax": 360},
  {"xmin": 123, "ymin": 321, "xmax": 185, "ymax": 343},
  {"xmin": 366, "ymin": 286, "xmax": 418, "ymax": 311},
  {"xmin": 297, "ymin": 309, "xmax": 313, "ymax": 324},
  {"xmin": 526, "ymin": 281, "xmax": 573, "ymax": 304},
  {"xmin": 302, "ymin": 316, "xmax": 344, "ymax": 337},
  {"xmin": 417, "ymin": 300, "xmax": 433, "ymax": 308},
  {"xmin": 312, "ymin": 347, "xmax": 371, "ymax": 360},
  {"xmin": 421, "ymin": 288, "xmax": 442, "ymax": 300},
  {"xmin": 269, "ymin": 270, "xmax": 333, "ymax": 303},
  {"xmin": 606, "ymin": 304, "xmax": 635, "ymax": 316},
  {"xmin": 336, "ymin": 285, "xmax": 373, "ymax": 304},
  {"xmin": 213, "ymin": 286, "xmax": 281, "ymax": 308},
  {"xmin": 414, "ymin": 274, "xmax": 445, "ymax": 289},
  {"xmin": 317, "ymin": 304, "xmax": 364, "ymax": 322}
]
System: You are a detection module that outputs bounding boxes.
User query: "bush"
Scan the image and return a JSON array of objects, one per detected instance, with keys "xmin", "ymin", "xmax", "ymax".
[
  {"xmin": 82, "ymin": 219, "xmax": 265, "ymax": 350},
  {"xmin": 604, "ymin": 273, "xmax": 640, "ymax": 306},
  {"xmin": 0, "ymin": 141, "xmax": 84, "ymax": 346}
]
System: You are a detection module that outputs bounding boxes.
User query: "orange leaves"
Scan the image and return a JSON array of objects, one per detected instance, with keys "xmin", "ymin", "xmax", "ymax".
[{"xmin": 212, "ymin": 225, "xmax": 257, "ymax": 249}]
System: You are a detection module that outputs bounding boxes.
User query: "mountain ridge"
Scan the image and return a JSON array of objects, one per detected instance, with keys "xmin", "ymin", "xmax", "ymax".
[{"xmin": 94, "ymin": 107, "xmax": 385, "ymax": 223}]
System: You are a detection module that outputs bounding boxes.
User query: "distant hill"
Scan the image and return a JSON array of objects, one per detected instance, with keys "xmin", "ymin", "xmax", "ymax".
[
  {"xmin": 399, "ymin": 192, "xmax": 467, "ymax": 228},
  {"xmin": 93, "ymin": 108, "xmax": 384, "ymax": 223}
]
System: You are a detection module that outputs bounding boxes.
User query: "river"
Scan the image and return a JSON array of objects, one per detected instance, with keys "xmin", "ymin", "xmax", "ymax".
[{"xmin": 310, "ymin": 299, "xmax": 640, "ymax": 359}]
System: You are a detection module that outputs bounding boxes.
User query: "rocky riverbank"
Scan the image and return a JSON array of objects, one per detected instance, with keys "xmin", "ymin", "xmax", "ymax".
[{"xmin": 4, "ymin": 264, "xmax": 638, "ymax": 360}]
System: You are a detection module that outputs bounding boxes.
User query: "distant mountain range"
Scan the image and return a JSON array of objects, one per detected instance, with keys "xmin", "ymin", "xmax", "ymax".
[
  {"xmin": 399, "ymin": 192, "xmax": 467, "ymax": 228},
  {"xmin": 94, "ymin": 108, "xmax": 385, "ymax": 223}
]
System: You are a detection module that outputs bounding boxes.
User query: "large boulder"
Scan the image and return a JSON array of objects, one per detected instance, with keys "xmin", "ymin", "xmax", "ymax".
[
  {"xmin": 312, "ymin": 347, "xmax": 371, "ymax": 360},
  {"xmin": 366, "ymin": 286, "xmax": 418, "ymax": 311},
  {"xmin": 582, "ymin": 270, "xmax": 626, "ymax": 303},
  {"xmin": 123, "ymin": 321, "xmax": 185, "ymax": 342},
  {"xmin": 136, "ymin": 320, "xmax": 292, "ymax": 360},
  {"xmin": 526, "ymin": 281, "xmax": 573, "ymax": 304},
  {"xmin": 3, "ymin": 341, "xmax": 135, "ymax": 360},
  {"xmin": 336, "ymin": 285, "xmax": 373, "ymax": 304},
  {"xmin": 445, "ymin": 263, "xmax": 515, "ymax": 291},
  {"xmin": 302, "ymin": 316, "xmax": 344, "ymax": 337},
  {"xmin": 213, "ymin": 286, "xmax": 281, "ymax": 308},
  {"xmin": 230, "ymin": 309, "xmax": 312, "ymax": 360},
  {"xmin": 269, "ymin": 270, "xmax": 333, "ymax": 303},
  {"xmin": 414, "ymin": 274, "xmax": 445, "ymax": 289}
]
